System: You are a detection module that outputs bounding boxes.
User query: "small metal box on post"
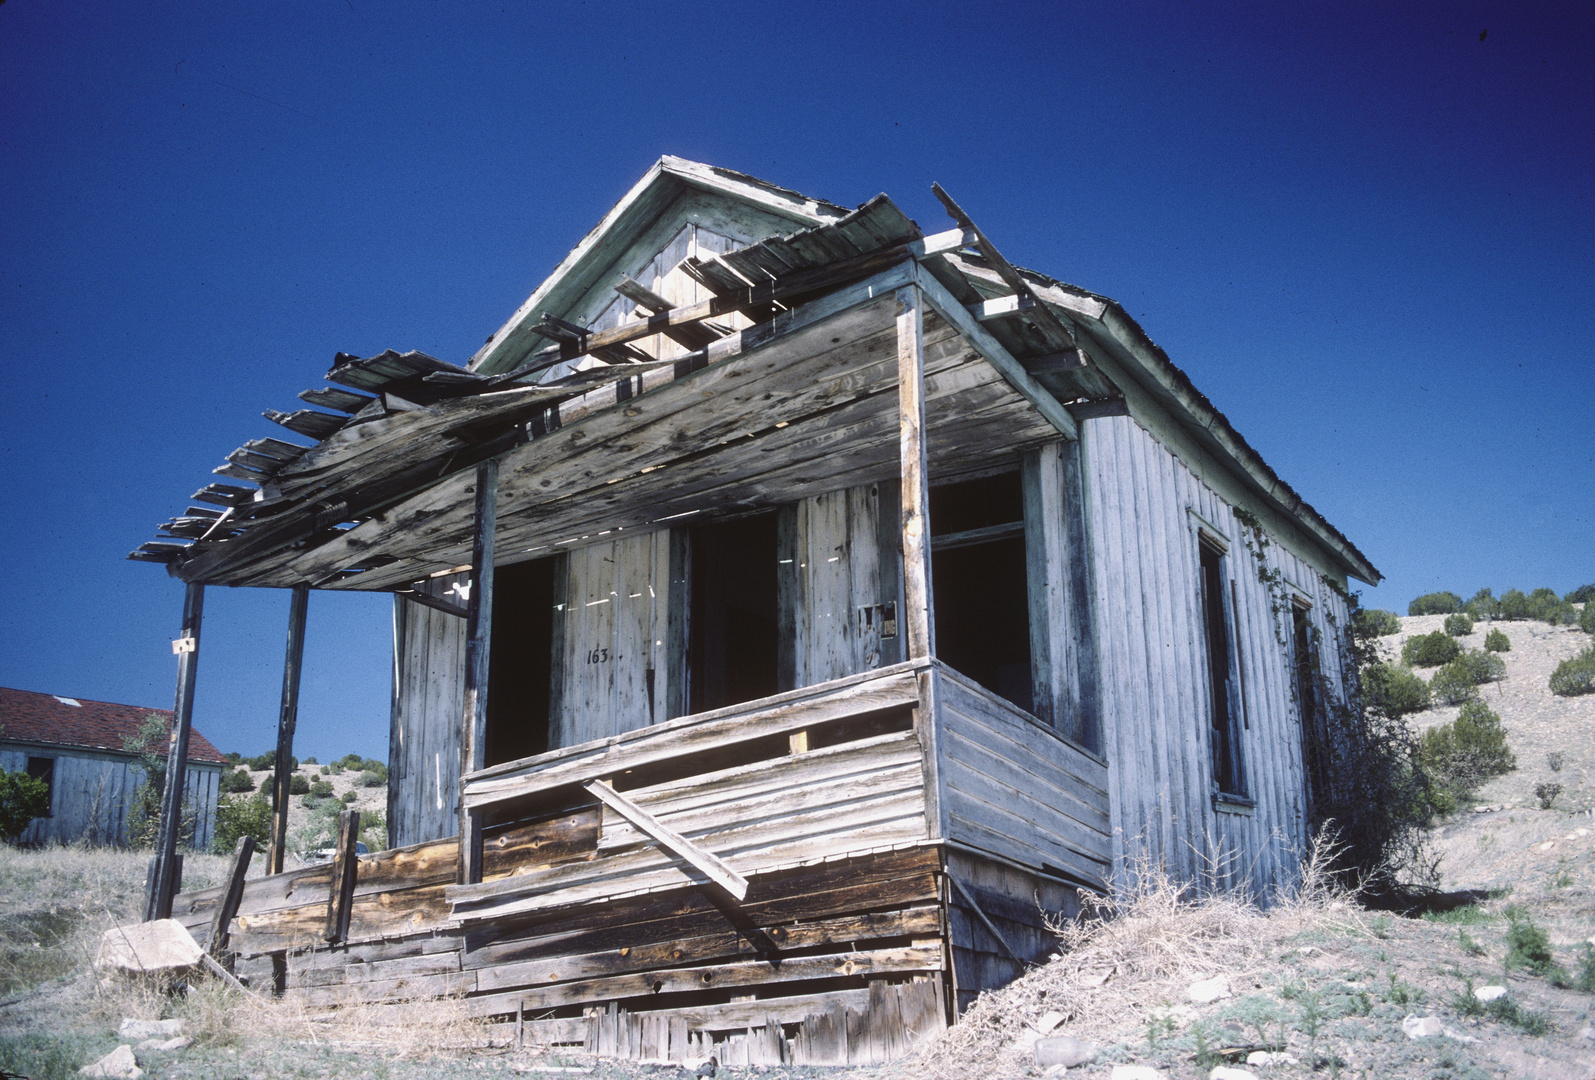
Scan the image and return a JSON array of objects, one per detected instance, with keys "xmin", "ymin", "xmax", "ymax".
[{"xmin": 145, "ymin": 582, "xmax": 204, "ymax": 922}]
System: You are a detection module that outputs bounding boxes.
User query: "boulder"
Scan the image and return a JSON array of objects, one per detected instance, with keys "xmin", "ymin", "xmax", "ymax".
[
  {"xmin": 1402, "ymin": 1015, "xmax": 1443, "ymax": 1039},
  {"xmin": 1034, "ymin": 1036, "xmax": 1096, "ymax": 1069},
  {"xmin": 1473, "ymin": 985, "xmax": 1507, "ymax": 1002},
  {"xmin": 79, "ymin": 1046, "xmax": 142, "ymax": 1079},
  {"xmin": 97, "ymin": 922, "xmax": 203, "ymax": 977},
  {"xmin": 135, "ymin": 1037, "xmax": 192, "ymax": 1051},
  {"xmin": 1187, "ymin": 975, "xmax": 1231, "ymax": 1004}
]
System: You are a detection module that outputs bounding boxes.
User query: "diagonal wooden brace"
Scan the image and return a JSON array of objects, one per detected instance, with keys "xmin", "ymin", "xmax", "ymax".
[{"xmin": 583, "ymin": 780, "xmax": 748, "ymax": 899}]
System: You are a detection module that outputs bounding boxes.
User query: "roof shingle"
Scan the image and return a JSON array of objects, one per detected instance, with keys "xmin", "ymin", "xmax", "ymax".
[{"xmin": 0, "ymin": 686, "xmax": 227, "ymax": 764}]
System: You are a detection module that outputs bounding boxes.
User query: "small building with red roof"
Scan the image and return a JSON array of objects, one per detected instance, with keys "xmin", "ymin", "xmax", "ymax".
[{"xmin": 0, "ymin": 686, "xmax": 227, "ymax": 849}]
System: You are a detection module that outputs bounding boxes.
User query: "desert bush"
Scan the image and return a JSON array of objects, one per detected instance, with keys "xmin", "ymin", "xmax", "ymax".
[
  {"xmin": 1409, "ymin": 591, "xmax": 1462, "ymax": 616},
  {"xmin": 309, "ymin": 779, "xmax": 334, "ymax": 798},
  {"xmin": 1458, "ymin": 648, "xmax": 1506, "ymax": 683},
  {"xmin": 1546, "ymin": 750, "xmax": 1564, "ymax": 772},
  {"xmin": 1581, "ymin": 602, "xmax": 1595, "ymax": 635},
  {"xmin": 1352, "ymin": 608, "xmax": 1400, "ymax": 637},
  {"xmin": 1484, "ymin": 627, "xmax": 1510, "ymax": 652},
  {"xmin": 327, "ymin": 761, "xmax": 344, "ymax": 774},
  {"xmin": 1499, "ymin": 587, "xmax": 1578, "ymax": 625},
  {"xmin": 1402, "ymin": 631, "xmax": 1461, "ymax": 668},
  {"xmin": 1533, "ymin": 782, "xmax": 1562, "ymax": 810},
  {"xmin": 1443, "ymin": 613, "xmax": 1474, "ymax": 636},
  {"xmin": 1567, "ymin": 584, "xmax": 1595, "ymax": 604},
  {"xmin": 1549, "ymin": 646, "xmax": 1595, "ymax": 696},
  {"xmin": 1465, "ymin": 588, "xmax": 1499, "ymax": 620},
  {"xmin": 224, "ymin": 751, "xmax": 243, "ymax": 765},
  {"xmin": 302, "ymin": 756, "xmax": 318, "ymax": 765},
  {"xmin": 212, "ymin": 791, "xmax": 270, "ymax": 854},
  {"xmin": 0, "ymin": 770, "xmax": 50, "ymax": 843},
  {"xmin": 217, "ymin": 767, "xmax": 255, "ymax": 794},
  {"xmin": 342, "ymin": 789, "xmax": 357, "ymax": 803},
  {"xmin": 288, "ymin": 774, "xmax": 311, "ymax": 795},
  {"xmin": 1362, "ymin": 662, "xmax": 1431, "ymax": 717},
  {"xmin": 1419, "ymin": 700, "xmax": 1516, "ymax": 808},
  {"xmin": 359, "ymin": 766, "xmax": 388, "ymax": 788},
  {"xmin": 336, "ymin": 753, "xmax": 368, "ymax": 770},
  {"xmin": 1504, "ymin": 907, "xmax": 1556, "ymax": 975},
  {"xmin": 1429, "ymin": 661, "xmax": 1480, "ymax": 706}
]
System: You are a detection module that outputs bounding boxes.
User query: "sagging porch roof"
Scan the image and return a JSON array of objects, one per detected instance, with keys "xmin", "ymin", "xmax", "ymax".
[{"xmin": 131, "ymin": 161, "xmax": 1381, "ymax": 588}]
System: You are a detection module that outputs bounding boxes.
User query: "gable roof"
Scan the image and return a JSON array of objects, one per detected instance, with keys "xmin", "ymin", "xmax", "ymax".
[{"xmin": 0, "ymin": 687, "xmax": 227, "ymax": 765}]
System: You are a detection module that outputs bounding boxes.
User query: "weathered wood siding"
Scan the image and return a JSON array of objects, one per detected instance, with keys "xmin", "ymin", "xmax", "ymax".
[
  {"xmin": 389, "ymin": 574, "xmax": 468, "ymax": 847},
  {"xmin": 781, "ymin": 482, "xmax": 904, "ymax": 689},
  {"xmin": 935, "ymin": 667, "xmax": 1112, "ymax": 890},
  {"xmin": 555, "ymin": 530, "xmax": 675, "ymax": 747},
  {"xmin": 0, "ymin": 745, "xmax": 219, "ymax": 849},
  {"xmin": 944, "ymin": 848, "xmax": 1081, "ymax": 1015},
  {"xmin": 1078, "ymin": 413, "xmax": 1351, "ymax": 899}
]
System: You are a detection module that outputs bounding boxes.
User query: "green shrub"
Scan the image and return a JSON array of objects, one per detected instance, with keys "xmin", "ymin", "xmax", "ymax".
[
  {"xmin": 1466, "ymin": 588, "xmax": 1499, "ymax": 620},
  {"xmin": 1581, "ymin": 602, "xmax": 1595, "ymax": 635},
  {"xmin": 309, "ymin": 779, "xmax": 334, "ymax": 798},
  {"xmin": 342, "ymin": 790, "xmax": 358, "ymax": 803},
  {"xmin": 1443, "ymin": 613, "xmax": 1474, "ymax": 636},
  {"xmin": 1565, "ymin": 584, "xmax": 1595, "ymax": 604},
  {"xmin": 1362, "ymin": 663, "xmax": 1431, "ymax": 717},
  {"xmin": 1498, "ymin": 589, "xmax": 1530, "ymax": 620},
  {"xmin": 0, "ymin": 769, "xmax": 50, "ymax": 842},
  {"xmin": 1430, "ymin": 662, "xmax": 1480, "ymax": 706},
  {"xmin": 1484, "ymin": 628, "xmax": 1511, "ymax": 652},
  {"xmin": 1402, "ymin": 631, "xmax": 1461, "ymax": 668},
  {"xmin": 1533, "ymin": 781, "xmax": 1561, "ymax": 810},
  {"xmin": 1409, "ymin": 591, "xmax": 1462, "ymax": 616},
  {"xmin": 1549, "ymin": 645, "xmax": 1595, "ymax": 697},
  {"xmin": 359, "ymin": 766, "xmax": 388, "ymax": 788},
  {"xmin": 301, "ymin": 794, "xmax": 320, "ymax": 809},
  {"xmin": 1499, "ymin": 587, "xmax": 1578, "ymax": 625},
  {"xmin": 225, "ymin": 751, "xmax": 243, "ymax": 765},
  {"xmin": 337, "ymin": 753, "xmax": 368, "ymax": 770},
  {"xmin": 1419, "ymin": 700, "xmax": 1516, "ymax": 806},
  {"xmin": 212, "ymin": 791, "xmax": 271, "ymax": 854},
  {"xmin": 218, "ymin": 767, "xmax": 255, "ymax": 794},
  {"xmin": 1504, "ymin": 907, "xmax": 1556, "ymax": 975},
  {"xmin": 289, "ymin": 774, "xmax": 311, "ymax": 795},
  {"xmin": 302, "ymin": 756, "xmax": 318, "ymax": 765},
  {"xmin": 328, "ymin": 762, "xmax": 345, "ymax": 775},
  {"xmin": 1457, "ymin": 648, "xmax": 1506, "ymax": 684},
  {"xmin": 1353, "ymin": 608, "xmax": 1401, "ymax": 637}
]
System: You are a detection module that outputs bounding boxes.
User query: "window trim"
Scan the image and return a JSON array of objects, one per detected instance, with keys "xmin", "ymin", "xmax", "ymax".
[
  {"xmin": 26, "ymin": 756, "xmax": 55, "ymax": 818},
  {"xmin": 1191, "ymin": 512, "xmax": 1248, "ymax": 801}
]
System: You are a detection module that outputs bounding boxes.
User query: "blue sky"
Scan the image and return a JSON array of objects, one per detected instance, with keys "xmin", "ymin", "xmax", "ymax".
[{"xmin": 2, "ymin": 2, "xmax": 1590, "ymax": 761}]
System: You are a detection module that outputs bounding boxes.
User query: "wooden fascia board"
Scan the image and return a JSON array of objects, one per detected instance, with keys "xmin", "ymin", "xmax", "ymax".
[
  {"xmin": 470, "ymin": 158, "xmax": 845, "ymax": 377},
  {"xmin": 1084, "ymin": 302, "xmax": 1380, "ymax": 586},
  {"xmin": 908, "ymin": 261, "xmax": 1079, "ymax": 442}
]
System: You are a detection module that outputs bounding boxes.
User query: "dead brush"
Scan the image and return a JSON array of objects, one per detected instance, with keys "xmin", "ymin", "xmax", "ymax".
[{"xmin": 910, "ymin": 832, "xmax": 1361, "ymax": 1080}]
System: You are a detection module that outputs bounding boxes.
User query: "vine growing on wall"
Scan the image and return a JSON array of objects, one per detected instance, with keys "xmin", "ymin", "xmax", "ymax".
[{"xmin": 1233, "ymin": 507, "xmax": 1291, "ymax": 649}]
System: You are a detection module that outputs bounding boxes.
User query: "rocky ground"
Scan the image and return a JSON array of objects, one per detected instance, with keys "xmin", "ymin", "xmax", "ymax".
[{"xmin": 2, "ymin": 614, "xmax": 1592, "ymax": 1079}]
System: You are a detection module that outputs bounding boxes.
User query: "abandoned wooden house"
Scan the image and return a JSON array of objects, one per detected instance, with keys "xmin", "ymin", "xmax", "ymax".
[
  {"xmin": 131, "ymin": 157, "xmax": 1380, "ymax": 1064},
  {"xmin": 0, "ymin": 686, "xmax": 226, "ymax": 848}
]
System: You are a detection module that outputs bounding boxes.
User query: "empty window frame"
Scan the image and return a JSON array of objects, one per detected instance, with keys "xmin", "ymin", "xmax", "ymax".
[
  {"xmin": 26, "ymin": 756, "xmax": 54, "ymax": 817},
  {"xmin": 687, "ymin": 513, "xmax": 781, "ymax": 713},
  {"xmin": 485, "ymin": 556, "xmax": 560, "ymax": 766},
  {"xmin": 930, "ymin": 471, "xmax": 1034, "ymax": 714},
  {"xmin": 1291, "ymin": 597, "xmax": 1331, "ymax": 811},
  {"xmin": 1195, "ymin": 524, "xmax": 1247, "ymax": 799}
]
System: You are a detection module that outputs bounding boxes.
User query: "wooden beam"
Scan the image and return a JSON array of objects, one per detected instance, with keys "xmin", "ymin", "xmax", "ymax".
[
  {"xmin": 146, "ymin": 582, "xmax": 203, "ymax": 922},
  {"xmin": 207, "ymin": 834, "xmax": 254, "ymax": 957},
  {"xmin": 971, "ymin": 293, "xmax": 1036, "ymax": 321},
  {"xmin": 324, "ymin": 810, "xmax": 361, "ymax": 943},
  {"xmin": 896, "ymin": 284, "xmax": 935, "ymax": 663},
  {"xmin": 582, "ymin": 780, "xmax": 749, "ymax": 900},
  {"xmin": 908, "ymin": 262, "xmax": 1078, "ymax": 442},
  {"xmin": 395, "ymin": 587, "xmax": 468, "ymax": 620},
  {"xmin": 948, "ymin": 877, "xmax": 1025, "ymax": 965},
  {"xmin": 457, "ymin": 459, "xmax": 497, "ymax": 886},
  {"xmin": 267, "ymin": 584, "xmax": 309, "ymax": 875}
]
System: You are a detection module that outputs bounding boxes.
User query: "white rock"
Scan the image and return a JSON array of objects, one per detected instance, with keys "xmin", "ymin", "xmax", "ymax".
[
  {"xmin": 1030, "ymin": 1010, "xmax": 1066, "ymax": 1035},
  {"xmin": 1295, "ymin": 946, "xmax": 1319, "ymax": 957},
  {"xmin": 1473, "ymin": 985, "xmax": 1507, "ymax": 1002},
  {"xmin": 79, "ymin": 1046, "xmax": 143, "ymax": 1079},
  {"xmin": 135, "ymin": 1037, "xmax": 191, "ymax": 1051},
  {"xmin": 1210, "ymin": 1068, "xmax": 1257, "ymax": 1080},
  {"xmin": 1403, "ymin": 1015, "xmax": 1443, "ymax": 1039},
  {"xmin": 1188, "ymin": 975, "xmax": 1231, "ymax": 1004},
  {"xmin": 1246, "ymin": 1051, "xmax": 1299, "ymax": 1067},
  {"xmin": 1110, "ymin": 1067, "xmax": 1165, "ymax": 1080},
  {"xmin": 98, "ymin": 922, "xmax": 202, "ymax": 976},
  {"xmin": 118, "ymin": 1019, "xmax": 182, "ymax": 1041},
  {"xmin": 1035, "ymin": 1036, "xmax": 1096, "ymax": 1068},
  {"xmin": 1537, "ymin": 841, "xmax": 1555, "ymax": 852}
]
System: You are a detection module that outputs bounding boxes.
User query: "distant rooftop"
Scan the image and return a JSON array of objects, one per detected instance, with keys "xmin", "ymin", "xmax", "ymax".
[{"xmin": 0, "ymin": 686, "xmax": 227, "ymax": 764}]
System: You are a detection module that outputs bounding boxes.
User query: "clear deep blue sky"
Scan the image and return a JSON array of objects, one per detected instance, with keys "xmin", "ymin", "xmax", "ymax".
[{"xmin": 2, "ymin": 2, "xmax": 1590, "ymax": 761}]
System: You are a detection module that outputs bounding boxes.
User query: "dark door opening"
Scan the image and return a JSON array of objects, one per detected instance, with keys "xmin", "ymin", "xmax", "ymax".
[
  {"xmin": 486, "ymin": 557, "xmax": 558, "ymax": 767},
  {"xmin": 930, "ymin": 472, "xmax": 1034, "ymax": 714},
  {"xmin": 689, "ymin": 513, "xmax": 780, "ymax": 713}
]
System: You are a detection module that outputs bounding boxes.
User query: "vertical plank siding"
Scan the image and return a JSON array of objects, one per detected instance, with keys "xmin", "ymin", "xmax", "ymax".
[
  {"xmin": 0, "ymin": 747, "xmax": 219, "ymax": 849},
  {"xmin": 390, "ymin": 573, "xmax": 468, "ymax": 846},
  {"xmin": 1079, "ymin": 414, "xmax": 1351, "ymax": 901},
  {"xmin": 788, "ymin": 483, "xmax": 900, "ymax": 688}
]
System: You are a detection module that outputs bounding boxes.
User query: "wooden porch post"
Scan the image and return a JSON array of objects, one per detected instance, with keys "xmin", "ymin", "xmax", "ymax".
[
  {"xmin": 267, "ymin": 583, "xmax": 310, "ymax": 875},
  {"xmin": 897, "ymin": 284, "xmax": 949, "ymax": 841},
  {"xmin": 145, "ymin": 581, "xmax": 204, "ymax": 921},
  {"xmin": 458, "ymin": 458, "xmax": 498, "ymax": 885}
]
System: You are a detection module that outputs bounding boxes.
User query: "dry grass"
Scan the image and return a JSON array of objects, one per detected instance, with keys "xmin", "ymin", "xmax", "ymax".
[{"xmin": 910, "ymin": 837, "xmax": 1362, "ymax": 1080}]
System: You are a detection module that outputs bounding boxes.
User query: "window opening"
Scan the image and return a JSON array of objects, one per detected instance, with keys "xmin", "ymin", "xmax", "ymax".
[
  {"xmin": 1292, "ymin": 601, "xmax": 1329, "ymax": 809},
  {"xmin": 689, "ymin": 513, "xmax": 780, "ymax": 713},
  {"xmin": 26, "ymin": 757, "xmax": 54, "ymax": 817},
  {"xmin": 931, "ymin": 472, "xmax": 1033, "ymax": 714},
  {"xmin": 1199, "ymin": 540, "xmax": 1245, "ymax": 797},
  {"xmin": 485, "ymin": 557, "xmax": 558, "ymax": 766}
]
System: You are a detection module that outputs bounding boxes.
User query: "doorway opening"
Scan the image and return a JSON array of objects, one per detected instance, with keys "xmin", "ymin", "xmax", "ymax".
[
  {"xmin": 688, "ymin": 513, "xmax": 780, "ymax": 713},
  {"xmin": 485, "ymin": 556, "xmax": 559, "ymax": 767}
]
